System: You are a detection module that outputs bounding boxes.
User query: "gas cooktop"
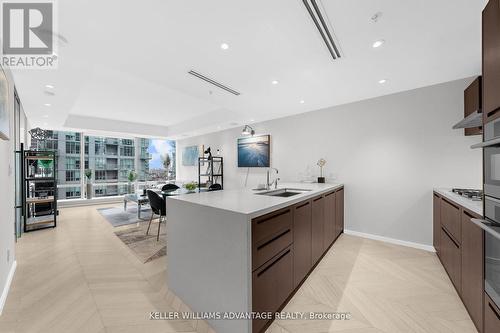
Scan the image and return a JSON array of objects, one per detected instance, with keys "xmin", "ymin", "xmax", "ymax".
[{"xmin": 451, "ymin": 188, "xmax": 483, "ymax": 201}]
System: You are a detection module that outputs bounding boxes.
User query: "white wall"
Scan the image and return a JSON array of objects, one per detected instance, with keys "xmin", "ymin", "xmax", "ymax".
[
  {"xmin": 176, "ymin": 78, "xmax": 482, "ymax": 247},
  {"xmin": 0, "ymin": 66, "xmax": 18, "ymax": 313}
]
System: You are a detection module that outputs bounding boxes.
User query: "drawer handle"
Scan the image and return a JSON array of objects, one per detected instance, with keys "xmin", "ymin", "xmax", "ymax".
[
  {"xmin": 257, "ymin": 229, "xmax": 291, "ymax": 250},
  {"xmin": 296, "ymin": 201, "xmax": 310, "ymax": 209},
  {"xmin": 313, "ymin": 196, "xmax": 323, "ymax": 202},
  {"xmin": 442, "ymin": 198, "xmax": 460, "ymax": 210},
  {"xmin": 489, "ymin": 302, "xmax": 500, "ymax": 321},
  {"xmin": 325, "ymin": 191, "xmax": 335, "ymax": 197},
  {"xmin": 256, "ymin": 210, "xmax": 290, "ymax": 224},
  {"xmin": 257, "ymin": 249, "xmax": 290, "ymax": 277},
  {"xmin": 486, "ymin": 106, "xmax": 500, "ymax": 118},
  {"xmin": 442, "ymin": 227, "xmax": 460, "ymax": 248}
]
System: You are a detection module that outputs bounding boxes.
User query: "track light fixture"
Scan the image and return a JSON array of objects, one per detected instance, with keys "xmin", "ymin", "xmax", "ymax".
[{"xmin": 242, "ymin": 125, "xmax": 255, "ymax": 136}]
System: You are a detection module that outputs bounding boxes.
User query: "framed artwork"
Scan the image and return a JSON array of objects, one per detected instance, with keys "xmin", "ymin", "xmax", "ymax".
[
  {"xmin": 237, "ymin": 134, "xmax": 270, "ymax": 167},
  {"xmin": 0, "ymin": 66, "xmax": 9, "ymax": 140},
  {"xmin": 182, "ymin": 146, "xmax": 199, "ymax": 166}
]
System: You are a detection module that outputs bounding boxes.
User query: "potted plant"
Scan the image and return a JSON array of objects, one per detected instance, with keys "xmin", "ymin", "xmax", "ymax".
[
  {"xmin": 184, "ymin": 181, "xmax": 197, "ymax": 193},
  {"xmin": 84, "ymin": 169, "xmax": 93, "ymax": 199},
  {"xmin": 317, "ymin": 158, "xmax": 326, "ymax": 183},
  {"xmin": 127, "ymin": 170, "xmax": 137, "ymax": 194}
]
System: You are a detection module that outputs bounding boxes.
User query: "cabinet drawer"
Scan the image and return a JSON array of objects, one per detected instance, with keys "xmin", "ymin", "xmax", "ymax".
[
  {"xmin": 293, "ymin": 200, "xmax": 312, "ymax": 288},
  {"xmin": 252, "ymin": 208, "xmax": 292, "ymax": 244},
  {"xmin": 323, "ymin": 191, "xmax": 336, "ymax": 249},
  {"xmin": 441, "ymin": 198, "xmax": 461, "ymax": 244},
  {"xmin": 252, "ymin": 246, "xmax": 293, "ymax": 333},
  {"xmin": 252, "ymin": 228, "xmax": 292, "ymax": 271},
  {"xmin": 440, "ymin": 227, "xmax": 461, "ymax": 291},
  {"xmin": 312, "ymin": 195, "xmax": 325, "ymax": 265},
  {"xmin": 485, "ymin": 293, "xmax": 500, "ymax": 333},
  {"xmin": 433, "ymin": 193, "xmax": 441, "ymax": 253}
]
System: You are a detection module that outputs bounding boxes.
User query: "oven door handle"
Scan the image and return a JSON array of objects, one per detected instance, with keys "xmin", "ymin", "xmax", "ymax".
[{"xmin": 471, "ymin": 219, "xmax": 500, "ymax": 241}]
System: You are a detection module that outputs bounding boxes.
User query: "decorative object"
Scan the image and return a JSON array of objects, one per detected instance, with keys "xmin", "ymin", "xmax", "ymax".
[
  {"xmin": 127, "ymin": 170, "xmax": 137, "ymax": 193},
  {"xmin": 242, "ymin": 125, "xmax": 255, "ymax": 136},
  {"xmin": 0, "ymin": 66, "xmax": 9, "ymax": 140},
  {"xmin": 29, "ymin": 127, "xmax": 50, "ymax": 141},
  {"xmin": 184, "ymin": 182, "xmax": 197, "ymax": 192},
  {"xmin": 237, "ymin": 134, "xmax": 270, "ymax": 167},
  {"xmin": 182, "ymin": 146, "xmax": 199, "ymax": 166},
  {"xmin": 84, "ymin": 169, "xmax": 93, "ymax": 199},
  {"xmin": 204, "ymin": 146, "xmax": 212, "ymax": 160},
  {"xmin": 317, "ymin": 158, "xmax": 326, "ymax": 183}
]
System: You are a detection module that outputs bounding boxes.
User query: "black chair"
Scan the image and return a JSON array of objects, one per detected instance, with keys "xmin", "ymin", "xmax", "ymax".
[
  {"xmin": 161, "ymin": 183, "xmax": 179, "ymax": 192},
  {"xmin": 208, "ymin": 183, "xmax": 222, "ymax": 191},
  {"xmin": 146, "ymin": 190, "xmax": 166, "ymax": 241}
]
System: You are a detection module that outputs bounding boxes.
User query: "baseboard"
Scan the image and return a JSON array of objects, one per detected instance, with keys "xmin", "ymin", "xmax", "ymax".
[
  {"xmin": 0, "ymin": 260, "xmax": 17, "ymax": 316},
  {"xmin": 344, "ymin": 229, "xmax": 436, "ymax": 252}
]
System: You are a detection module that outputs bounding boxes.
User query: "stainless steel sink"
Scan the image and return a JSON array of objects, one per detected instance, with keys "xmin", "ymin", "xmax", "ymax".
[{"xmin": 256, "ymin": 188, "xmax": 312, "ymax": 197}]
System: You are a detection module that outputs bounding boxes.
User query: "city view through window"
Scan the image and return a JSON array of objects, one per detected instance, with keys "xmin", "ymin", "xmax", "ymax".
[{"xmin": 31, "ymin": 131, "xmax": 176, "ymax": 200}]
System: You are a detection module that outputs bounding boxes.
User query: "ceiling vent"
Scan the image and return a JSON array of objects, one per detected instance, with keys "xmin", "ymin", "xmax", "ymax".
[
  {"xmin": 302, "ymin": 0, "xmax": 342, "ymax": 60},
  {"xmin": 188, "ymin": 70, "xmax": 241, "ymax": 96}
]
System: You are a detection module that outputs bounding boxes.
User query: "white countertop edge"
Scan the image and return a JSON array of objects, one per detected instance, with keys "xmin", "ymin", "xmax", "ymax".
[
  {"xmin": 433, "ymin": 188, "xmax": 483, "ymax": 216},
  {"xmin": 166, "ymin": 183, "xmax": 344, "ymax": 219}
]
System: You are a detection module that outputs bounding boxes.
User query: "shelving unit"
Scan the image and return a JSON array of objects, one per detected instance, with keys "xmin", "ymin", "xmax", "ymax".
[
  {"xmin": 23, "ymin": 150, "xmax": 58, "ymax": 232},
  {"xmin": 198, "ymin": 156, "xmax": 223, "ymax": 191}
]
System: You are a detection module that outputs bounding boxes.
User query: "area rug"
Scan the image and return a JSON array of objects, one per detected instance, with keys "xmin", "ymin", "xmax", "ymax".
[
  {"xmin": 114, "ymin": 220, "xmax": 166, "ymax": 263},
  {"xmin": 97, "ymin": 206, "xmax": 152, "ymax": 227}
]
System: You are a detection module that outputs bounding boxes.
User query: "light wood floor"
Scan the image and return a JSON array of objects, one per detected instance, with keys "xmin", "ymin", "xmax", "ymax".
[{"xmin": 0, "ymin": 205, "xmax": 477, "ymax": 333}]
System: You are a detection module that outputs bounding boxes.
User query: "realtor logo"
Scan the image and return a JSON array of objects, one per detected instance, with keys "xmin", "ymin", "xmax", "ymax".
[{"xmin": 2, "ymin": 2, "xmax": 53, "ymax": 54}]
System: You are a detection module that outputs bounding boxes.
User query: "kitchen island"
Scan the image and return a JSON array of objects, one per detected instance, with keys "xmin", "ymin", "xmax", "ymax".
[{"xmin": 166, "ymin": 183, "xmax": 344, "ymax": 333}]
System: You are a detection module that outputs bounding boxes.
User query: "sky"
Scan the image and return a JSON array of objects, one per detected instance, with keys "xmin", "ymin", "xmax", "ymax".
[{"xmin": 148, "ymin": 140, "xmax": 175, "ymax": 169}]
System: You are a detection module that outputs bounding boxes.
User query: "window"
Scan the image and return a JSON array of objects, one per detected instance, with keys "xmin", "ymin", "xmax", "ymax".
[
  {"xmin": 120, "ymin": 146, "xmax": 134, "ymax": 157},
  {"xmin": 33, "ymin": 130, "xmax": 176, "ymax": 201},
  {"xmin": 95, "ymin": 170, "xmax": 106, "ymax": 180},
  {"xmin": 65, "ymin": 157, "xmax": 80, "ymax": 170},
  {"xmin": 65, "ymin": 170, "xmax": 80, "ymax": 182},
  {"xmin": 66, "ymin": 141, "xmax": 80, "ymax": 154}
]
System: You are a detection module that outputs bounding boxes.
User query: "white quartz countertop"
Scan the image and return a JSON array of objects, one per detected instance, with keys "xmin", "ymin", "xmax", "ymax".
[
  {"xmin": 434, "ymin": 188, "xmax": 482, "ymax": 216},
  {"xmin": 166, "ymin": 182, "xmax": 344, "ymax": 218}
]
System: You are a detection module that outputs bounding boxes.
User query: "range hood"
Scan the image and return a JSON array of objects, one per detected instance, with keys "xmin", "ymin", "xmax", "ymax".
[{"xmin": 452, "ymin": 110, "xmax": 482, "ymax": 129}]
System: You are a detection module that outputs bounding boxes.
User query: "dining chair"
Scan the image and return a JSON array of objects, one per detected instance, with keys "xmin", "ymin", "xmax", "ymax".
[
  {"xmin": 208, "ymin": 183, "xmax": 222, "ymax": 191},
  {"xmin": 146, "ymin": 190, "xmax": 166, "ymax": 241},
  {"xmin": 161, "ymin": 183, "xmax": 180, "ymax": 192}
]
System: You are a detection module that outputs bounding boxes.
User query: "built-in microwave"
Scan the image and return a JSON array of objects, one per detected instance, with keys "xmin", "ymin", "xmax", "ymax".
[{"xmin": 473, "ymin": 196, "xmax": 500, "ymax": 310}]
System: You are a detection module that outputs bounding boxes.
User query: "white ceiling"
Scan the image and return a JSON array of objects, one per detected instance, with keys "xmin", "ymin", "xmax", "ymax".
[{"xmin": 11, "ymin": 0, "xmax": 487, "ymax": 139}]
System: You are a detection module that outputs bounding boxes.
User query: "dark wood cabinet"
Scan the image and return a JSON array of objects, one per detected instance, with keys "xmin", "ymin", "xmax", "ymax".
[
  {"xmin": 483, "ymin": 0, "xmax": 500, "ymax": 124},
  {"xmin": 440, "ymin": 227, "xmax": 462, "ymax": 291},
  {"xmin": 252, "ymin": 246, "xmax": 293, "ymax": 333},
  {"xmin": 311, "ymin": 195, "xmax": 325, "ymax": 264},
  {"xmin": 323, "ymin": 191, "xmax": 336, "ymax": 249},
  {"xmin": 292, "ymin": 200, "xmax": 312, "ymax": 288},
  {"xmin": 485, "ymin": 293, "xmax": 500, "ymax": 333},
  {"xmin": 433, "ymin": 193, "xmax": 441, "ymax": 253},
  {"xmin": 464, "ymin": 77, "xmax": 483, "ymax": 136},
  {"xmin": 335, "ymin": 187, "xmax": 344, "ymax": 238},
  {"xmin": 441, "ymin": 198, "xmax": 461, "ymax": 244},
  {"xmin": 252, "ymin": 186, "xmax": 345, "ymax": 333},
  {"xmin": 252, "ymin": 208, "xmax": 293, "ymax": 271},
  {"xmin": 461, "ymin": 209, "xmax": 484, "ymax": 333}
]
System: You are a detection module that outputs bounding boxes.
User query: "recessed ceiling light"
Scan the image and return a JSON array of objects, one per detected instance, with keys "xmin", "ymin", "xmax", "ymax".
[
  {"xmin": 220, "ymin": 43, "xmax": 229, "ymax": 50},
  {"xmin": 45, "ymin": 84, "xmax": 54, "ymax": 89},
  {"xmin": 371, "ymin": 12, "xmax": 383, "ymax": 23},
  {"xmin": 271, "ymin": 80, "xmax": 279, "ymax": 85},
  {"xmin": 43, "ymin": 122, "xmax": 48, "ymax": 127},
  {"xmin": 44, "ymin": 103, "xmax": 51, "ymax": 107},
  {"xmin": 372, "ymin": 39, "xmax": 385, "ymax": 48},
  {"xmin": 250, "ymin": 119, "xmax": 255, "ymax": 122},
  {"xmin": 378, "ymin": 79, "xmax": 387, "ymax": 84},
  {"xmin": 300, "ymin": 100, "xmax": 305, "ymax": 104},
  {"xmin": 42, "ymin": 115, "xmax": 49, "ymax": 118}
]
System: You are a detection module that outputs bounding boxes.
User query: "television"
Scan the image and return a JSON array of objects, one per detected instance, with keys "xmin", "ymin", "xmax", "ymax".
[{"xmin": 237, "ymin": 134, "xmax": 270, "ymax": 167}]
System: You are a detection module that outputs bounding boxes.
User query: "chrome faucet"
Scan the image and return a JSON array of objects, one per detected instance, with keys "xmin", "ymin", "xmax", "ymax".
[{"xmin": 266, "ymin": 168, "xmax": 279, "ymax": 190}]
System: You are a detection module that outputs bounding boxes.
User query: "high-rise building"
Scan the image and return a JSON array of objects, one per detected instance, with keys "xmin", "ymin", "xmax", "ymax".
[{"xmin": 31, "ymin": 131, "xmax": 175, "ymax": 199}]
